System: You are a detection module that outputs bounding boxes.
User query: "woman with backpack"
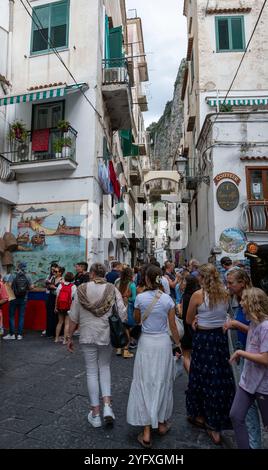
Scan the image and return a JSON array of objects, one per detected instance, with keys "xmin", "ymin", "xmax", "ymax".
[{"xmin": 55, "ymin": 272, "xmax": 76, "ymax": 344}]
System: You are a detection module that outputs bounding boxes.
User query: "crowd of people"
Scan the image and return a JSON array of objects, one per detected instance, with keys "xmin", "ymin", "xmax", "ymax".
[{"xmin": 0, "ymin": 255, "xmax": 267, "ymax": 449}]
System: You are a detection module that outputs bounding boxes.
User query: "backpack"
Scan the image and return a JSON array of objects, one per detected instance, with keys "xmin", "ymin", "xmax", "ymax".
[
  {"xmin": 57, "ymin": 283, "xmax": 73, "ymax": 311},
  {"xmin": 12, "ymin": 272, "xmax": 30, "ymax": 298}
]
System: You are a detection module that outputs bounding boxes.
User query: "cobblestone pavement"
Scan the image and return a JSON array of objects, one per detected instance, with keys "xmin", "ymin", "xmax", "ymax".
[{"xmin": 0, "ymin": 332, "xmax": 266, "ymax": 450}]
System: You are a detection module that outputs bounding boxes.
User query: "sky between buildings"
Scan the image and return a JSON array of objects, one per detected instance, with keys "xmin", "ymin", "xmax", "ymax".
[{"xmin": 126, "ymin": 0, "xmax": 187, "ymax": 128}]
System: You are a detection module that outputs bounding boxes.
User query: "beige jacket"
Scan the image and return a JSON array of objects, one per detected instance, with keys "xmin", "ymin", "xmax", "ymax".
[{"xmin": 69, "ymin": 282, "xmax": 127, "ymax": 345}]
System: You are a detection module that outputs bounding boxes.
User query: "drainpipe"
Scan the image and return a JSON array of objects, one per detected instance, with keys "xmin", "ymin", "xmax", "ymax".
[{"xmin": 216, "ymin": 89, "xmax": 219, "ymax": 113}]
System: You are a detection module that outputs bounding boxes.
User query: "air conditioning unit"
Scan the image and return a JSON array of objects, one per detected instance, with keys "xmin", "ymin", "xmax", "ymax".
[{"xmin": 103, "ymin": 67, "xmax": 126, "ymax": 84}]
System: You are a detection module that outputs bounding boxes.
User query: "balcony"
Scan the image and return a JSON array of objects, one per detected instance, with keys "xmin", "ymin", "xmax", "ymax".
[
  {"xmin": 102, "ymin": 59, "xmax": 133, "ymax": 130},
  {"xmin": 3, "ymin": 126, "xmax": 77, "ymax": 174},
  {"xmin": 240, "ymin": 202, "xmax": 268, "ymax": 232},
  {"xmin": 129, "ymin": 157, "xmax": 142, "ymax": 185}
]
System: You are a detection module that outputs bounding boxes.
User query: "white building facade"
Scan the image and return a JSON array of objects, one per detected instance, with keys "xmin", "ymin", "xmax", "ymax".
[
  {"xmin": 182, "ymin": 0, "xmax": 268, "ymax": 274},
  {"xmin": 0, "ymin": 0, "xmax": 149, "ymax": 280}
]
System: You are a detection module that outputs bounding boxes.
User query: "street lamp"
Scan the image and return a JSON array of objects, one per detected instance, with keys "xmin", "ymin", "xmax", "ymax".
[{"xmin": 175, "ymin": 155, "xmax": 188, "ymax": 178}]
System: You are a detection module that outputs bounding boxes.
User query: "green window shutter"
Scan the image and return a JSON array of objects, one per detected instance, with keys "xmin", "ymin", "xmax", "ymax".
[
  {"xmin": 131, "ymin": 144, "xmax": 139, "ymax": 157},
  {"xmin": 103, "ymin": 137, "xmax": 109, "ymax": 163},
  {"xmin": 231, "ymin": 17, "xmax": 244, "ymax": 50},
  {"xmin": 51, "ymin": 1, "xmax": 69, "ymax": 49},
  {"xmin": 105, "ymin": 15, "xmax": 110, "ymax": 62},
  {"xmin": 109, "ymin": 26, "xmax": 123, "ymax": 67},
  {"xmin": 32, "ymin": 5, "xmax": 50, "ymax": 53},
  {"xmin": 120, "ymin": 129, "xmax": 132, "ymax": 156},
  {"xmin": 216, "ymin": 18, "xmax": 230, "ymax": 51}
]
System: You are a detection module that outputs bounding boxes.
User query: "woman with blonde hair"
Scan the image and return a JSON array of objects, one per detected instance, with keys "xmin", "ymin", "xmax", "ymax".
[
  {"xmin": 186, "ymin": 264, "xmax": 235, "ymax": 445},
  {"xmin": 230, "ymin": 288, "xmax": 268, "ymax": 449}
]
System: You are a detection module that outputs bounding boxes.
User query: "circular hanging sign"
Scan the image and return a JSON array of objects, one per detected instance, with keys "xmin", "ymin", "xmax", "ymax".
[
  {"xmin": 216, "ymin": 182, "xmax": 239, "ymax": 211},
  {"xmin": 219, "ymin": 228, "xmax": 246, "ymax": 254}
]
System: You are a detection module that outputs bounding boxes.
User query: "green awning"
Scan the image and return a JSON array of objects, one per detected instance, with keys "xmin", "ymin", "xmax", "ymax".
[
  {"xmin": 120, "ymin": 129, "xmax": 140, "ymax": 157},
  {"xmin": 207, "ymin": 97, "xmax": 268, "ymax": 107},
  {"xmin": 0, "ymin": 83, "xmax": 88, "ymax": 106}
]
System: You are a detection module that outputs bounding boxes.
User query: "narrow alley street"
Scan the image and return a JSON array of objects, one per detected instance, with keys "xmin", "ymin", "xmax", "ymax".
[{"xmin": 0, "ymin": 332, "xmax": 227, "ymax": 450}]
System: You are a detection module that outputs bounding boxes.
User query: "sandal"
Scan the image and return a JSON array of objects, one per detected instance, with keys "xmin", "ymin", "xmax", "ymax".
[
  {"xmin": 158, "ymin": 421, "xmax": 172, "ymax": 436},
  {"xmin": 187, "ymin": 416, "xmax": 206, "ymax": 429},
  {"xmin": 137, "ymin": 432, "xmax": 152, "ymax": 448},
  {"xmin": 206, "ymin": 429, "xmax": 221, "ymax": 445}
]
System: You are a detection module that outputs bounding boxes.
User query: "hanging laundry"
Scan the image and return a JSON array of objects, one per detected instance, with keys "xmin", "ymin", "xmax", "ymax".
[
  {"xmin": 109, "ymin": 160, "xmax": 121, "ymax": 199},
  {"xmin": 98, "ymin": 161, "xmax": 111, "ymax": 194},
  {"xmin": 32, "ymin": 129, "xmax": 50, "ymax": 152}
]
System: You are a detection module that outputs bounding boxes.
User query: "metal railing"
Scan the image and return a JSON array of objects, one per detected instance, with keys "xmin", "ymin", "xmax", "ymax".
[
  {"xmin": 102, "ymin": 58, "xmax": 130, "ymax": 85},
  {"xmin": 0, "ymin": 153, "xmax": 15, "ymax": 180},
  {"xmin": 240, "ymin": 202, "xmax": 268, "ymax": 232},
  {"xmin": 3, "ymin": 126, "xmax": 77, "ymax": 164}
]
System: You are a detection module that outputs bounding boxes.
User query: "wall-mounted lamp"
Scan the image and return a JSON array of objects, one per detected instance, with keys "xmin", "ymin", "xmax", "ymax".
[{"xmin": 175, "ymin": 155, "xmax": 188, "ymax": 177}]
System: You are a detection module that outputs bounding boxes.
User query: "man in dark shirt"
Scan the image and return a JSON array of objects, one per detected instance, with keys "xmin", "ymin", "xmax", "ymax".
[
  {"xmin": 74, "ymin": 262, "xmax": 90, "ymax": 286},
  {"xmin": 106, "ymin": 261, "xmax": 122, "ymax": 284}
]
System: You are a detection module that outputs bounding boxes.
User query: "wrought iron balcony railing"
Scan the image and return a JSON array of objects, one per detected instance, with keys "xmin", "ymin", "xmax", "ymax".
[{"xmin": 3, "ymin": 126, "xmax": 77, "ymax": 164}]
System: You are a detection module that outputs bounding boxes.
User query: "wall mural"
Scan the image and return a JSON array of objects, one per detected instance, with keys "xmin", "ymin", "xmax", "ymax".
[{"xmin": 10, "ymin": 201, "xmax": 87, "ymax": 286}]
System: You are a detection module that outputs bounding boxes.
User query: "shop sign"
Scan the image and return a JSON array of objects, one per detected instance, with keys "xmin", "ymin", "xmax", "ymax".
[
  {"xmin": 216, "ymin": 182, "xmax": 240, "ymax": 211},
  {"xmin": 219, "ymin": 228, "xmax": 246, "ymax": 254},
  {"xmin": 214, "ymin": 172, "xmax": 241, "ymax": 186}
]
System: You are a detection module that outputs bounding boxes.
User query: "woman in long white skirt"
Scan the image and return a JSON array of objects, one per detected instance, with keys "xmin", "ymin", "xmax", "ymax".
[{"xmin": 127, "ymin": 265, "xmax": 180, "ymax": 448}]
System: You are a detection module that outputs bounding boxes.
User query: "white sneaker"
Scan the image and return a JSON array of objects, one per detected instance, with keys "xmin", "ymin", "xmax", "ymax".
[
  {"xmin": 103, "ymin": 404, "xmax": 115, "ymax": 425},
  {"xmin": 87, "ymin": 411, "xmax": 102, "ymax": 428},
  {"xmin": 17, "ymin": 335, "xmax": 23, "ymax": 340},
  {"xmin": 3, "ymin": 334, "xmax": 16, "ymax": 340}
]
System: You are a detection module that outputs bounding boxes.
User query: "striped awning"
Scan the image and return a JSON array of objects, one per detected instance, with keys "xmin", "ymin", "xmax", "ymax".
[
  {"xmin": 0, "ymin": 83, "xmax": 88, "ymax": 106},
  {"xmin": 207, "ymin": 97, "xmax": 268, "ymax": 107}
]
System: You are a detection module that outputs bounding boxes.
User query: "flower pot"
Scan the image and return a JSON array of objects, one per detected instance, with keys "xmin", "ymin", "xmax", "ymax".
[
  {"xmin": 62, "ymin": 146, "xmax": 71, "ymax": 158},
  {"xmin": 55, "ymin": 152, "xmax": 62, "ymax": 159}
]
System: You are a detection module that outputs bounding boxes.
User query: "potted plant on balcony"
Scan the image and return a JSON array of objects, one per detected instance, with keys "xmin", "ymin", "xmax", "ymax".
[
  {"xmin": 61, "ymin": 136, "xmax": 72, "ymax": 158},
  {"xmin": 8, "ymin": 120, "xmax": 28, "ymax": 142},
  {"xmin": 53, "ymin": 138, "xmax": 63, "ymax": 159},
  {"xmin": 57, "ymin": 119, "xmax": 70, "ymax": 133}
]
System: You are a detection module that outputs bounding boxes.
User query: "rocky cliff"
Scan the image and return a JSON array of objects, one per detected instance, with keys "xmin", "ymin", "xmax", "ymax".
[{"xmin": 147, "ymin": 59, "xmax": 186, "ymax": 170}]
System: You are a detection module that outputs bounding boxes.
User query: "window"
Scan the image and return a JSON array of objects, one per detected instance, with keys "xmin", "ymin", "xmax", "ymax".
[
  {"xmin": 190, "ymin": 50, "xmax": 195, "ymax": 88},
  {"xmin": 215, "ymin": 16, "xmax": 245, "ymax": 52},
  {"xmin": 246, "ymin": 168, "xmax": 268, "ymax": 201},
  {"xmin": 31, "ymin": 0, "xmax": 69, "ymax": 54}
]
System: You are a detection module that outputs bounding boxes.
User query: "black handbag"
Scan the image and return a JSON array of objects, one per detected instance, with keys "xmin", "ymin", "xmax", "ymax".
[{"xmin": 109, "ymin": 303, "xmax": 128, "ymax": 348}]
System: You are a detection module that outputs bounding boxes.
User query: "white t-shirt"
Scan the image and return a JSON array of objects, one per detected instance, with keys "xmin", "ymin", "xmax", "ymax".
[{"xmin": 135, "ymin": 290, "xmax": 175, "ymax": 335}]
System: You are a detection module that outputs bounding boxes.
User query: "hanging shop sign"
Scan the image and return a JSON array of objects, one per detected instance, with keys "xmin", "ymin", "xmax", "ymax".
[
  {"xmin": 214, "ymin": 172, "xmax": 241, "ymax": 186},
  {"xmin": 216, "ymin": 181, "xmax": 240, "ymax": 211},
  {"xmin": 219, "ymin": 228, "xmax": 246, "ymax": 254}
]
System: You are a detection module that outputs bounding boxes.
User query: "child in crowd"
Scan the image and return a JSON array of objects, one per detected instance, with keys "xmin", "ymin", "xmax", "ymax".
[{"xmin": 230, "ymin": 288, "xmax": 268, "ymax": 449}]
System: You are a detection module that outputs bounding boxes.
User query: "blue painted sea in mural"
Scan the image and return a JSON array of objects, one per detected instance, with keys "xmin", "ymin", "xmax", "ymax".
[{"xmin": 10, "ymin": 201, "xmax": 87, "ymax": 286}]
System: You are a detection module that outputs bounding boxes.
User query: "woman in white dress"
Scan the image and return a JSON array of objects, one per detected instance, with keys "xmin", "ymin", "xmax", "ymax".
[{"xmin": 127, "ymin": 265, "xmax": 180, "ymax": 448}]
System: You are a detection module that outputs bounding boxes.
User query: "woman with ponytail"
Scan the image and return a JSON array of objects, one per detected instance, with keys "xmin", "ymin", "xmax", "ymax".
[{"xmin": 186, "ymin": 264, "xmax": 235, "ymax": 445}]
